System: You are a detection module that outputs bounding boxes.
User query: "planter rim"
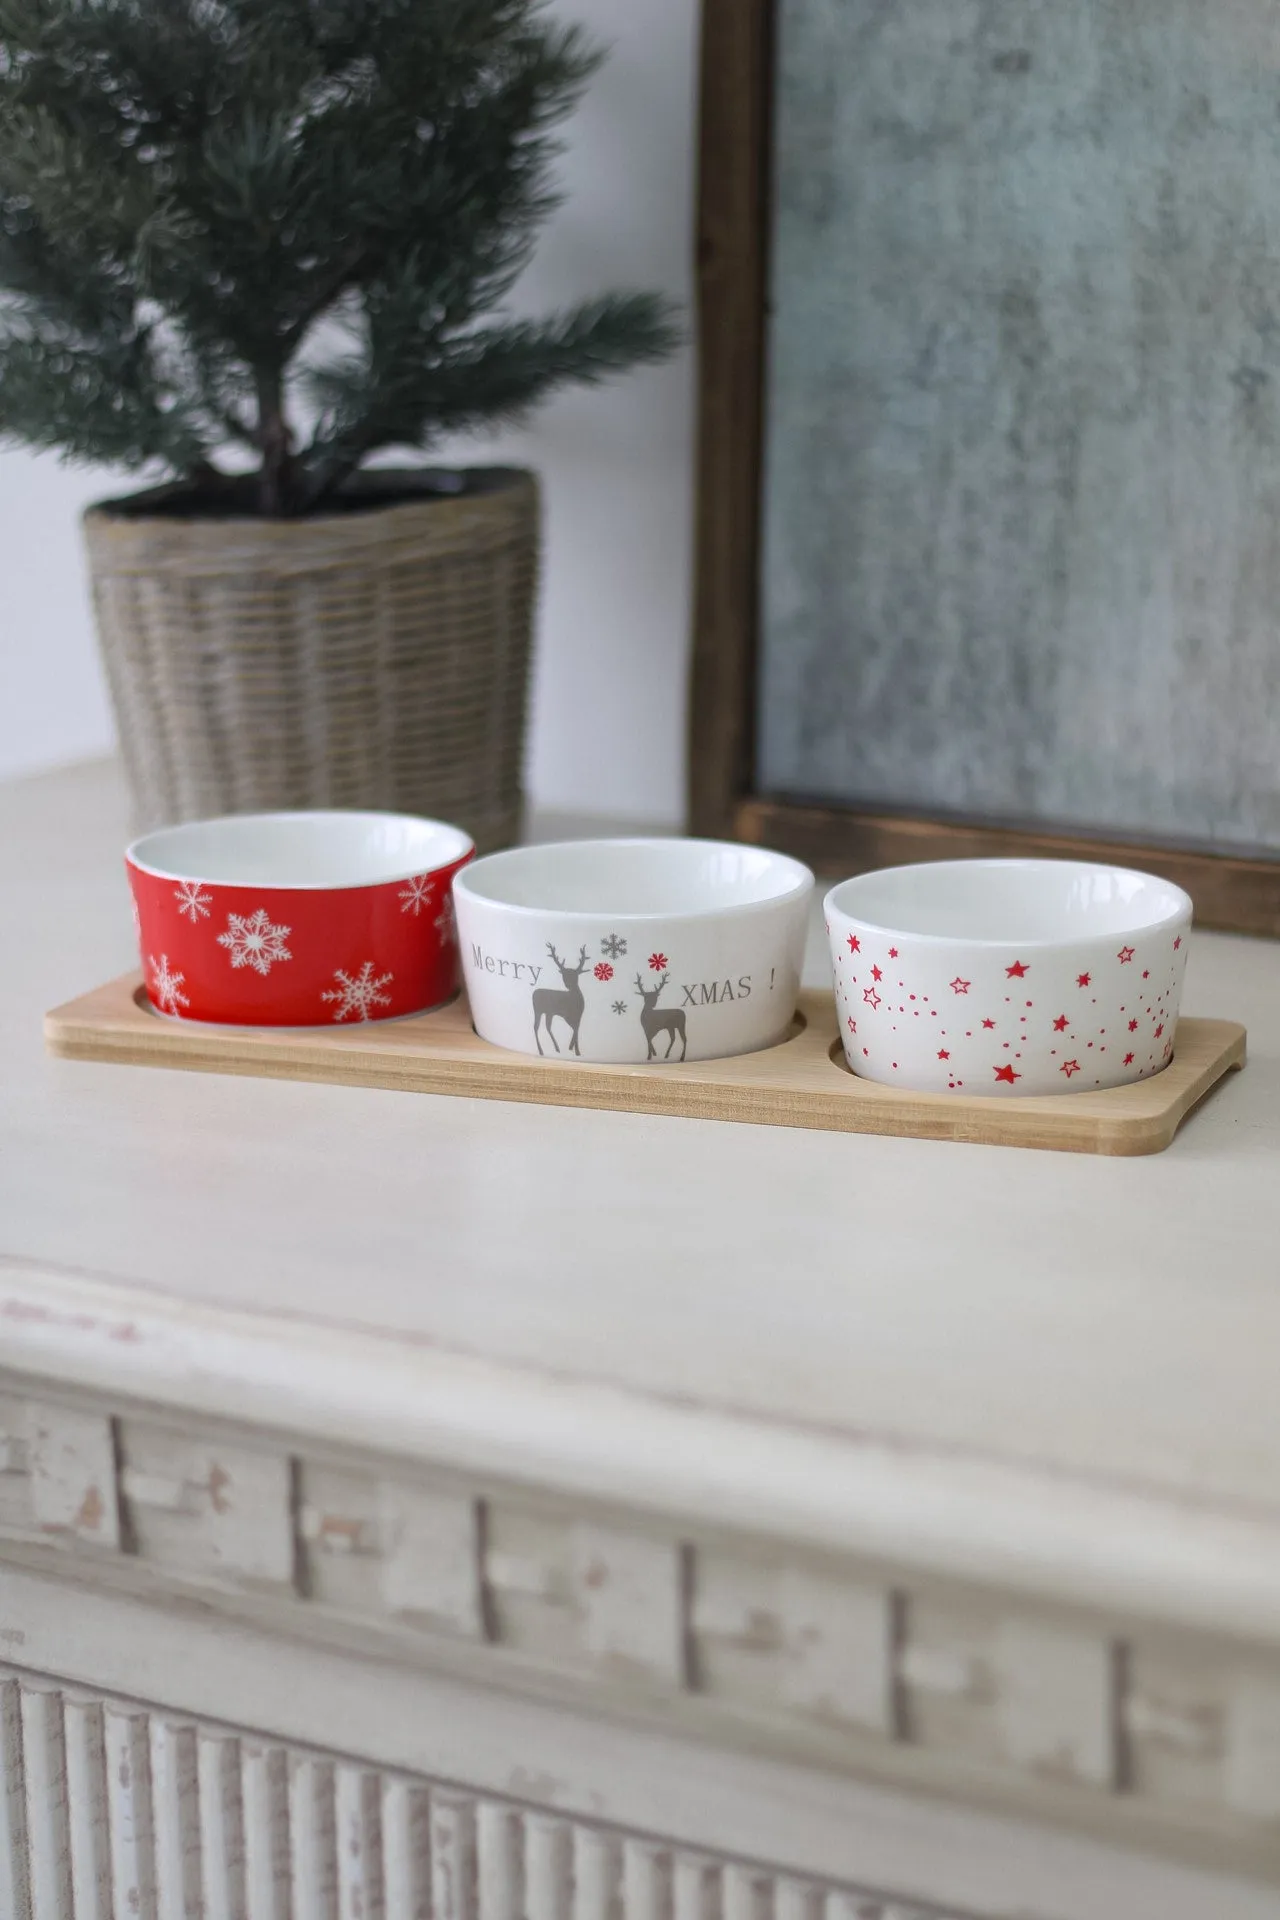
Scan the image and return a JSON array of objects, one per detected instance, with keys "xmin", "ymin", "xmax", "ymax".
[
  {"xmin": 83, "ymin": 464, "xmax": 536, "ymax": 532},
  {"xmin": 82, "ymin": 466, "xmax": 539, "ymax": 571}
]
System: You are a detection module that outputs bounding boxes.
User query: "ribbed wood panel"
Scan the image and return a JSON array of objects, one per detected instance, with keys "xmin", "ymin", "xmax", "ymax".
[{"xmin": 0, "ymin": 1675, "xmax": 968, "ymax": 1920}]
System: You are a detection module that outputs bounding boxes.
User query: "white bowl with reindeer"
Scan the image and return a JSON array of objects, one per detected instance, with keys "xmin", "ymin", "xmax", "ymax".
[{"xmin": 452, "ymin": 838, "xmax": 814, "ymax": 1064}]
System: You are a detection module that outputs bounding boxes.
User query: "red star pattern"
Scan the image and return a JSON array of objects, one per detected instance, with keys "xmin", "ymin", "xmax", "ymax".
[
  {"xmin": 648, "ymin": 952, "xmax": 667, "ymax": 971},
  {"xmin": 841, "ymin": 935, "xmax": 1183, "ymax": 1093},
  {"xmin": 1174, "ymin": 936, "xmax": 1182, "ymax": 950}
]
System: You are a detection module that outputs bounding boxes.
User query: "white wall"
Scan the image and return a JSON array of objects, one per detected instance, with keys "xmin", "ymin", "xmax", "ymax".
[{"xmin": 0, "ymin": 0, "xmax": 699, "ymax": 825}]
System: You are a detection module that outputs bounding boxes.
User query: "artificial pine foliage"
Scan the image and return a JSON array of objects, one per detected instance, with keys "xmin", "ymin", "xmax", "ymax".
[{"xmin": 0, "ymin": 0, "xmax": 679, "ymax": 515}]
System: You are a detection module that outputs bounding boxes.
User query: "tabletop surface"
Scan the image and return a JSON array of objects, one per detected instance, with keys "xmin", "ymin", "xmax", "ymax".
[{"xmin": 3, "ymin": 757, "xmax": 1280, "ymax": 1623}]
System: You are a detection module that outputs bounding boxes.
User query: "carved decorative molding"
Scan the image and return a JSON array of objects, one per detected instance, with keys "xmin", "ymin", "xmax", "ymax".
[
  {"xmin": 0, "ymin": 1668, "xmax": 968, "ymax": 1920},
  {"xmin": 0, "ymin": 1385, "xmax": 1279, "ymax": 1872}
]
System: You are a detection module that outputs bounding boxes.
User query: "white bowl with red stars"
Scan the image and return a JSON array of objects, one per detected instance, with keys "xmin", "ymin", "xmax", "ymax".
[{"xmin": 824, "ymin": 859, "xmax": 1192, "ymax": 1098}]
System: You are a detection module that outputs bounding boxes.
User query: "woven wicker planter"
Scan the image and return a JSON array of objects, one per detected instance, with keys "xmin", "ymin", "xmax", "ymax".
[{"xmin": 84, "ymin": 467, "xmax": 539, "ymax": 853}]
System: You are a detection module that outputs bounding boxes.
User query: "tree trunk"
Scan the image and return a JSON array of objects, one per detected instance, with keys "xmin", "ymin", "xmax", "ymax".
[{"xmin": 255, "ymin": 367, "xmax": 296, "ymax": 517}]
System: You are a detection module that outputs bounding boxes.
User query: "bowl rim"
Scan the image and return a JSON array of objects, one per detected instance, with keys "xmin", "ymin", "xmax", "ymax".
[
  {"xmin": 126, "ymin": 809, "xmax": 474, "ymax": 892},
  {"xmin": 454, "ymin": 836, "xmax": 814, "ymax": 924},
  {"xmin": 823, "ymin": 857, "xmax": 1193, "ymax": 950}
]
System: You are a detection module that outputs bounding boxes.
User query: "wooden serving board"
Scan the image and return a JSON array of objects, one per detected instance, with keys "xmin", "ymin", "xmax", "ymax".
[{"xmin": 45, "ymin": 974, "xmax": 1245, "ymax": 1156}]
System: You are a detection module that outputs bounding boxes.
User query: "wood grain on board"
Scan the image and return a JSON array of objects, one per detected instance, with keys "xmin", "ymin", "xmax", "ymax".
[{"xmin": 46, "ymin": 976, "xmax": 1245, "ymax": 1158}]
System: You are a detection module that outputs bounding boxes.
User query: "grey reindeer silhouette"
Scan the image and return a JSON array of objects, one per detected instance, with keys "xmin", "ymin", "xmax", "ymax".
[
  {"xmin": 533, "ymin": 942, "xmax": 591, "ymax": 1056},
  {"xmin": 635, "ymin": 971, "xmax": 687, "ymax": 1061}
]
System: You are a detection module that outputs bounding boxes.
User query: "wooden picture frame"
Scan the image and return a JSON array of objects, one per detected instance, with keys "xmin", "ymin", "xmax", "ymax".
[{"xmin": 688, "ymin": 0, "xmax": 1280, "ymax": 937}]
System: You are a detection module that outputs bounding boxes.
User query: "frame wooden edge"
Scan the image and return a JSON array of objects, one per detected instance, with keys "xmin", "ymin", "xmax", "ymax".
[
  {"xmin": 737, "ymin": 796, "xmax": 1280, "ymax": 938},
  {"xmin": 689, "ymin": 0, "xmax": 773, "ymax": 840}
]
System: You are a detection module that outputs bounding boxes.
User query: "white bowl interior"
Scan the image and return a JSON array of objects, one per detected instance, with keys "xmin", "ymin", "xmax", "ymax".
[
  {"xmin": 828, "ymin": 860, "xmax": 1191, "ymax": 945},
  {"xmin": 457, "ymin": 839, "xmax": 812, "ymax": 917},
  {"xmin": 129, "ymin": 811, "xmax": 472, "ymax": 890}
]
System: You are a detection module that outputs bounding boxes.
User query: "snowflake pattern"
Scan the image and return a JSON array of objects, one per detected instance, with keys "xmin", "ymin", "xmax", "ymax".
[
  {"xmin": 398, "ymin": 874, "xmax": 435, "ymax": 917},
  {"xmin": 601, "ymin": 933, "xmax": 627, "ymax": 960},
  {"xmin": 217, "ymin": 908, "xmax": 292, "ymax": 976},
  {"xmin": 174, "ymin": 880, "xmax": 212, "ymax": 923},
  {"xmin": 648, "ymin": 951, "xmax": 668, "ymax": 971},
  {"xmin": 149, "ymin": 953, "xmax": 189, "ymax": 1016},
  {"xmin": 594, "ymin": 962, "xmax": 614, "ymax": 982},
  {"xmin": 611, "ymin": 999, "xmax": 628, "ymax": 1016},
  {"xmin": 322, "ymin": 961, "xmax": 394, "ymax": 1022},
  {"xmin": 434, "ymin": 894, "xmax": 456, "ymax": 942}
]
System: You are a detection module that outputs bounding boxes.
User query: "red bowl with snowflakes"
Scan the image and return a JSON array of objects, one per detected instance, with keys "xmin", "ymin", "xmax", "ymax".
[{"xmin": 126, "ymin": 811, "xmax": 473, "ymax": 1026}]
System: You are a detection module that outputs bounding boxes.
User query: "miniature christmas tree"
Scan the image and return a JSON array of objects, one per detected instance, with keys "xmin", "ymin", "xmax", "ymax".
[{"xmin": 0, "ymin": 0, "xmax": 678, "ymax": 515}]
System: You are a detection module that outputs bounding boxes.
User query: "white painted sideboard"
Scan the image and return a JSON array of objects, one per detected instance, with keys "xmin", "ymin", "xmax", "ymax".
[{"xmin": 2, "ymin": 758, "xmax": 1280, "ymax": 1920}]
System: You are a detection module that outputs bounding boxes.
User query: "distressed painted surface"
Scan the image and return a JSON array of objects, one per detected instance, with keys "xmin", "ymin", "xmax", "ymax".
[
  {"xmin": 759, "ymin": 0, "xmax": 1280, "ymax": 848},
  {"xmin": 693, "ymin": 1552, "xmax": 891, "ymax": 1733},
  {"xmin": 900, "ymin": 1595, "xmax": 1115, "ymax": 1789},
  {"xmin": 12, "ymin": 1384, "xmax": 1280, "ymax": 1859},
  {"xmin": 1125, "ymin": 1642, "xmax": 1280, "ymax": 1823},
  {"xmin": 24, "ymin": 1401, "xmax": 118, "ymax": 1549},
  {"xmin": 572, "ymin": 1525, "xmax": 683, "ymax": 1686},
  {"xmin": 482, "ymin": 1508, "xmax": 683, "ymax": 1684},
  {"xmin": 118, "ymin": 1423, "xmax": 293, "ymax": 1593},
  {"xmin": 297, "ymin": 1463, "xmax": 482, "ymax": 1637}
]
